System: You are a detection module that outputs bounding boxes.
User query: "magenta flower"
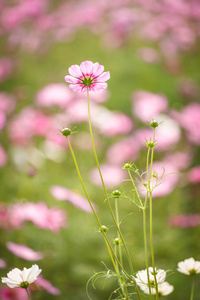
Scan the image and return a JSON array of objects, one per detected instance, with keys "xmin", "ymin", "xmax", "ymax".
[{"xmin": 65, "ymin": 61, "xmax": 110, "ymax": 92}]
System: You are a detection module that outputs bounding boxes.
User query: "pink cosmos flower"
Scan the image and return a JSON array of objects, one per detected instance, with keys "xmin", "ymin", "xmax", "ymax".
[
  {"xmin": 35, "ymin": 83, "xmax": 73, "ymax": 108},
  {"xmin": 188, "ymin": 166, "xmax": 200, "ymax": 183},
  {"xmin": 65, "ymin": 61, "xmax": 110, "ymax": 92},
  {"xmin": 50, "ymin": 185, "xmax": 96, "ymax": 213},
  {"xmin": 168, "ymin": 214, "xmax": 200, "ymax": 228},
  {"xmin": 89, "ymin": 164, "xmax": 126, "ymax": 189},
  {"xmin": 9, "ymin": 202, "xmax": 67, "ymax": 232},
  {"xmin": 0, "ymin": 286, "xmax": 27, "ymax": 300},
  {"xmin": 6, "ymin": 242, "xmax": 43, "ymax": 261},
  {"xmin": 132, "ymin": 90, "xmax": 168, "ymax": 122},
  {"xmin": 36, "ymin": 275, "xmax": 60, "ymax": 295}
]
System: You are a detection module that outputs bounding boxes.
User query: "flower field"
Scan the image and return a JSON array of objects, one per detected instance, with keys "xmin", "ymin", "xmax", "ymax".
[{"xmin": 0, "ymin": 1, "xmax": 200, "ymax": 300}]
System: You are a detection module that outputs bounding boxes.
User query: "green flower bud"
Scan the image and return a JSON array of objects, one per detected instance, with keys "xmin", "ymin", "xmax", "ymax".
[
  {"xmin": 153, "ymin": 172, "xmax": 158, "ymax": 178},
  {"xmin": 123, "ymin": 162, "xmax": 132, "ymax": 170},
  {"xmin": 149, "ymin": 119, "xmax": 159, "ymax": 128},
  {"xmin": 61, "ymin": 128, "xmax": 72, "ymax": 136},
  {"xmin": 99, "ymin": 225, "xmax": 108, "ymax": 233},
  {"xmin": 112, "ymin": 190, "xmax": 121, "ymax": 198},
  {"xmin": 113, "ymin": 238, "xmax": 120, "ymax": 245}
]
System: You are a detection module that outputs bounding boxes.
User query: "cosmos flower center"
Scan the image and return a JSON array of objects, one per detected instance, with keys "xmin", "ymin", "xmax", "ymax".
[
  {"xmin": 189, "ymin": 269, "xmax": 197, "ymax": 275},
  {"xmin": 82, "ymin": 76, "xmax": 93, "ymax": 86},
  {"xmin": 20, "ymin": 281, "xmax": 30, "ymax": 289}
]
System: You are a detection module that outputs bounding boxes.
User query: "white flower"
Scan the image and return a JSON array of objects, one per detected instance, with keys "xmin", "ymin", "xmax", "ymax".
[
  {"xmin": 1, "ymin": 264, "xmax": 42, "ymax": 288},
  {"xmin": 177, "ymin": 257, "xmax": 200, "ymax": 275},
  {"xmin": 134, "ymin": 267, "xmax": 173, "ymax": 296},
  {"xmin": 141, "ymin": 281, "xmax": 174, "ymax": 296},
  {"xmin": 135, "ymin": 267, "xmax": 166, "ymax": 290}
]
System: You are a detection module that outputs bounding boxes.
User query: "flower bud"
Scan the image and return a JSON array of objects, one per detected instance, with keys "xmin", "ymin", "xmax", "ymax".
[
  {"xmin": 113, "ymin": 238, "xmax": 120, "ymax": 245},
  {"xmin": 61, "ymin": 128, "xmax": 72, "ymax": 136},
  {"xmin": 123, "ymin": 162, "xmax": 132, "ymax": 170},
  {"xmin": 112, "ymin": 190, "xmax": 121, "ymax": 198},
  {"xmin": 153, "ymin": 172, "xmax": 158, "ymax": 178},
  {"xmin": 99, "ymin": 225, "xmax": 108, "ymax": 232},
  {"xmin": 149, "ymin": 119, "xmax": 159, "ymax": 128},
  {"xmin": 145, "ymin": 140, "xmax": 157, "ymax": 148}
]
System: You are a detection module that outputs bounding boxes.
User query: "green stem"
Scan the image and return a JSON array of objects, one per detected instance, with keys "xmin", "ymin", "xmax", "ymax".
[
  {"xmin": 128, "ymin": 170, "xmax": 144, "ymax": 209},
  {"xmin": 190, "ymin": 276, "xmax": 195, "ymax": 300},
  {"xmin": 148, "ymin": 129, "xmax": 159, "ymax": 300},
  {"xmin": 25, "ymin": 288, "xmax": 31, "ymax": 300},
  {"xmin": 115, "ymin": 198, "xmax": 123, "ymax": 266},
  {"xmin": 143, "ymin": 207, "xmax": 151, "ymax": 298},
  {"xmin": 87, "ymin": 88, "xmax": 134, "ymax": 274},
  {"xmin": 66, "ymin": 136, "xmax": 142, "ymax": 300},
  {"xmin": 67, "ymin": 137, "xmax": 117, "ymax": 272}
]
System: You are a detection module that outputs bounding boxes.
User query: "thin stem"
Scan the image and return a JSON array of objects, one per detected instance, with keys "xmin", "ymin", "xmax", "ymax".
[
  {"xmin": 190, "ymin": 276, "xmax": 195, "ymax": 300},
  {"xmin": 143, "ymin": 207, "xmax": 151, "ymax": 298},
  {"xmin": 128, "ymin": 169, "xmax": 144, "ymax": 209},
  {"xmin": 115, "ymin": 198, "xmax": 123, "ymax": 265},
  {"xmin": 66, "ymin": 136, "xmax": 142, "ymax": 300},
  {"xmin": 67, "ymin": 136, "xmax": 117, "ymax": 271},
  {"xmin": 25, "ymin": 288, "xmax": 31, "ymax": 300},
  {"xmin": 87, "ymin": 88, "xmax": 134, "ymax": 274},
  {"xmin": 148, "ymin": 128, "xmax": 159, "ymax": 300}
]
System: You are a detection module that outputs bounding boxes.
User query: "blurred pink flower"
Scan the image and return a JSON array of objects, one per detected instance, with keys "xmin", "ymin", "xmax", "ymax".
[
  {"xmin": 0, "ymin": 258, "xmax": 7, "ymax": 269},
  {"xmin": 106, "ymin": 136, "xmax": 139, "ymax": 164},
  {"xmin": 132, "ymin": 90, "xmax": 168, "ymax": 122},
  {"xmin": 0, "ymin": 93, "xmax": 16, "ymax": 115},
  {"xmin": 6, "ymin": 242, "xmax": 43, "ymax": 261},
  {"xmin": 97, "ymin": 112, "xmax": 133, "ymax": 137},
  {"xmin": 0, "ymin": 111, "xmax": 6, "ymax": 131},
  {"xmin": 50, "ymin": 185, "xmax": 96, "ymax": 213},
  {"xmin": 187, "ymin": 166, "xmax": 200, "ymax": 183},
  {"xmin": 89, "ymin": 164, "xmax": 126, "ymax": 188},
  {"xmin": 65, "ymin": 61, "xmax": 110, "ymax": 92},
  {"xmin": 137, "ymin": 47, "xmax": 160, "ymax": 64},
  {"xmin": 171, "ymin": 103, "xmax": 200, "ymax": 145},
  {"xmin": 168, "ymin": 214, "xmax": 200, "ymax": 228},
  {"xmin": 133, "ymin": 115, "xmax": 181, "ymax": 151},
  {"xmin": 140, "ymin": 152, "xmax": 190, "ymax": 198},
  {"xmin": 35, "ymin": 83, "xmax": 73, "ymax": 108},
  {"xmin": 0, "ymin": 58, "xmax": 13, "ymax": 83},
  {"xmin": 0, "ymin": 286, "xmax": 27, "ymax": 300},
  {"xmin": 36, "ymin": 275, "xmax": 60, "ymax": 295},
  {"xmin": 8, "ymin": 107, "xmax": 52, "ymax": 145},
  {"xmin": 9, "ymin": 202, "xmax": 67, "ymax": 232}
]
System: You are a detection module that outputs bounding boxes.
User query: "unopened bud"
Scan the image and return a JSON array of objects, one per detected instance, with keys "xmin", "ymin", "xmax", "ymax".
[
  {"xmin": 123, "ymin": 162, "xmax": 132, "ymax": 170},
  {"xmin": 113, "ymin": 238, "xmax": 120, "ymax": 245},
  {"xmin": 61, "ymin": 128, "xmax": 72, "ymax": 136},
  {"xmin": 153, "ymin": 172, "xmax": 158, "ymax": 178},
  {"xmin": 149, "ymin": 119, "xmax": 159, "ymax": 128},
  {"xmin": 99, "ymin": 225, "xmax": 108, "ymax": 233},
  {"xmin": 112, "ymin": 190, "xmax": 121, "ymax": 198}
]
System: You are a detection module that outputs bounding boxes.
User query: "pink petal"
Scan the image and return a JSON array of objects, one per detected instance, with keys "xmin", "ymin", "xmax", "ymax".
[
  {"xmin": 80, "ymin": 61, "xmax": 94, "ymax": 76},
  {"xmin": 68, "ymin": 64, "xmax": 82, "ymax": 78},
  {"xmin": 7, "ymin": 242, "xmax": 43, "ymax": 261},
  {"xmin": 92, "ymin": 62, "xmax": 104, "ymax": 77},
  {"xmin": 89, "ymin": 164, "xmax": 126, "ymax": 188},
  {"xmin": 94, "ymin": 71, "xmax": 110, "ymax": 82},
  {"xmin": 36, "ymin": 275, "xmax": 61, "ymax": 295},
  {"xmin": 69, "ymin": 84, "xmax": 85, "ymax": 92},
  {"xmin": 64, "ymin": 75, "xmax": 80, "ymax": 84},
  {"xmin": 50, "ymin": 185, "xmax": 96, "ymax": 213},
  {"xmin": 90, "ymin": 83, "xmax": 107, "ymax": 92}
]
